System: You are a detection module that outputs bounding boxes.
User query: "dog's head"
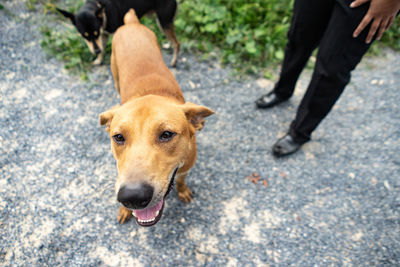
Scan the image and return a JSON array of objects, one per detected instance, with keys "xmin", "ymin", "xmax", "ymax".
[
  {"xmin": 57, "ymin": 1, "xmax": 106, "ymax": 55},
  {"xmin": 100, "ymin": 95, "xmax": 214, "ymax": 226}
]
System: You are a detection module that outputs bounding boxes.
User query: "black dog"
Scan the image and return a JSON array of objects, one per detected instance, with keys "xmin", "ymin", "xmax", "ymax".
[{"xmin": 57, "ymin": 0, "xmax": 180, "ymax": 66}]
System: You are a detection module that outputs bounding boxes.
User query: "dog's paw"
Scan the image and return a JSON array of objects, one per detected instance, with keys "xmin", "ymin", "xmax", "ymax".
[
  {"xmin": 178, "ymin": 186, "xmax": 193, "ymax": 203},
  {"xmin": 170, "ymin": 58, "xmax": 177, "ymax": 68},
  {"xmin": 117, "ymin": 206, "xmax": 133, "ymax": 224},
  {"xmin": 92, "ymin": 56, "xmax": 103, "ymax": 66}
]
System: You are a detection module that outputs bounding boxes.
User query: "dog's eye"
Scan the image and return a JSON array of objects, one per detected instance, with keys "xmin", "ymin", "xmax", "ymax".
[
  {"xmin": 112, "ymin": 134, "xmax": 125, "ymax": 144},
  {"xmin": 159, "ymin": 131, "xmax": 175, "ymax": 142}
]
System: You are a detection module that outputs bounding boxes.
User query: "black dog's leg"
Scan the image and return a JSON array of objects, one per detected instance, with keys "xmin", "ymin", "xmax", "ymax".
[{"xmin": 155, "ymin": 0, "xmax": 180, "ymax": 67}]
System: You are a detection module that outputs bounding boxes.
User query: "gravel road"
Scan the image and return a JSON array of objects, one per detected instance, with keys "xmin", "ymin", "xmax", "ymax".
[{"xmin": 1, "ymin": 1, "xmax": 399, "ymax": 266}]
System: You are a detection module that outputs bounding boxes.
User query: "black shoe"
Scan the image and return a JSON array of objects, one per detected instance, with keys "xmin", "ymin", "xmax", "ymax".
[
  {"xmin": 272, "ymin": 134, "xmax": 306, "ymax": 157},
  {"xmin": 255, "ymin": 91, "xmax": 288, "ymax": 109}
]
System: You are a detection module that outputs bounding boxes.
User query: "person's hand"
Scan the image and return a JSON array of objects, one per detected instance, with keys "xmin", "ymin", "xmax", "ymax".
[{"xmin": 351, "ymin": 0, "xmax": 400, "ymax": 43}]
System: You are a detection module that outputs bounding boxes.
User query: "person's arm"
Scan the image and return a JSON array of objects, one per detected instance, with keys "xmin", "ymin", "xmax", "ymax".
[{"xmin": 351, "ymin": 0, "xmax": 400, "ymax": 43}]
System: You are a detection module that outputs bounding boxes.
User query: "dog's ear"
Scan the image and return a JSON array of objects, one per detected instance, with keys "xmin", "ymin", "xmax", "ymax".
[
  {"xmin": 56, "ymin": 8, "xmax": 76, "ymax": 24},
  {"xmin": 181, "ymin": 102, "xmax": 214, "ymax": 131},
  {"xmin": 95, "ymin": 2, "xmax": 105, "ymax": 18},
  {"xmin": 99, "ymin": 105, "xmax": 120, "ymax": 132}
]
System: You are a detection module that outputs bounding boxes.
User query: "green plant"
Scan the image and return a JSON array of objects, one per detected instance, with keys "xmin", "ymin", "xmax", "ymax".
[
  {"xmin": 27, "ymin": 0, "xmax": 38, "ymax": 11},
  {"xmin": 40, "ymin": 25, "xmax": 109, "ymax": 80},
  {"xmin": 174, "ymin": 0, "xmax": 294, "ymax": 76},
  {"xmin": 380, "ymin": 19, "xmax": 400, "ymax": 49}
]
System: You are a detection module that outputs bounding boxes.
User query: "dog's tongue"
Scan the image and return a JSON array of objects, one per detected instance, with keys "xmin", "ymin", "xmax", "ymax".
[{"xmin": 134, "ymin": 199, "xmax": 164, "ymax": 221}]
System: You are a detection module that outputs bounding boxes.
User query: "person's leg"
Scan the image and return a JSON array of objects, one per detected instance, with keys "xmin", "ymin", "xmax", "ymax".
[
  {"xmin": 289, "ymin": 1, "xmax": 373, "ymax": 142},
  {"xmin": 274, "ymin": 0, "xmax": 335, "ymax": 98},
  {"xmin": 256, "ymin": 0, "xmax": 334, "ymax": 108},
  {"xmin": 273, "ymin": 0, "xmax": 374, "ymax": 156}
]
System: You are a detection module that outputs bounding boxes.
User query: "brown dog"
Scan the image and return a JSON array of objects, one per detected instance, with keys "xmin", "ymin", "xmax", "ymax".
[{"xmin": 99, "ymin": 9, "xmax": 214, "ymax": 227}]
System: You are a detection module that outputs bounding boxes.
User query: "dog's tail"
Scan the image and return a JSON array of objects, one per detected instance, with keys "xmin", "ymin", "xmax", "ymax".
[{"xmin": 123, "ymin": 9, "xmax": 140, "ymax": 25}]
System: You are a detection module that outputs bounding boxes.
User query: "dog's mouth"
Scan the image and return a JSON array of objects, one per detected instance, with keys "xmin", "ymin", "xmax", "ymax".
[{"xmin": 131, "ymin": 167, "xmax": 178, "ymax": 227}]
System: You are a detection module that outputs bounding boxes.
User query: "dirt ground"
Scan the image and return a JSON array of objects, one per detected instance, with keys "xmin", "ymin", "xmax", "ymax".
[{"xmin": 1, "ymin": 1, "xmax": 399, "ymax": 266}]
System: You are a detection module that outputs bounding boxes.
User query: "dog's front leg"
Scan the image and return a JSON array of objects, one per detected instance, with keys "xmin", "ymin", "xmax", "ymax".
[
  {"xmin": 92, "ymin": 34, "xmax": 109, "ymax": 65},
  {"xmin": 117, "ymin": 206, "xmax": 133, "ymax": 224},
  {"xmin": 176, "ymin": 172, "xmax": 192, "ymax": 203},
  {"xmin": 93, "ymin": 54, "xmax": 103, "ymax": 65}
]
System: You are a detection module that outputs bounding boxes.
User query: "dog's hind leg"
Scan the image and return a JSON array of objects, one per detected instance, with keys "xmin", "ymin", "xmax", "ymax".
[
  {"xmin": 162, "ymin": 24, "xmax": 180, "ymax": 67},
  {"xmin": 155, "ymin": 0, "xmax": 180, "ymax": 67}
]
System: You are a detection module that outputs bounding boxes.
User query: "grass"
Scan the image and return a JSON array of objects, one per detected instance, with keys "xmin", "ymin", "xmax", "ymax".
[
  {"xmin": 40, "ymin": 25, "xmax": 111, "ymax": 80},
  {"xmin": 174, "ymin": 0, "xmax": 293, "ymax": 77},
  {"xmin": 30, "ymin": 0, "xmax": 400, "ymax": 80}
]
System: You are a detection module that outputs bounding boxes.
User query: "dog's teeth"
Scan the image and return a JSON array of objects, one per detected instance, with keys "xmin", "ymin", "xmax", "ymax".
[
  {"xmin": 134, "ymin": 209, "xmax": 161, "ymax": 224},
  {"xmin": 138, "ymin": 217, "xmax": 156, "ymax": 223}
]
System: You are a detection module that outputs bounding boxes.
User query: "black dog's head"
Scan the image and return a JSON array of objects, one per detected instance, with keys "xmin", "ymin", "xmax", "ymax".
[{"xmin": 57, "ymin": 1, "xmax": 106, "ymax": 55}]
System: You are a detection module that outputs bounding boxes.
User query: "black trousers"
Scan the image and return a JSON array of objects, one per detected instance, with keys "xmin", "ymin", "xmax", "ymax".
[{"xmin": 274, "ymin": 0, "xmax": 373, "ymax": 142}]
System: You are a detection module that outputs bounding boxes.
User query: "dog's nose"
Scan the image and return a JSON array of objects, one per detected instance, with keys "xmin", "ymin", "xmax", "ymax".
[
  {"xmin": 117, "ymin": 183, "xmax": 154, "ymax": 209},
  {"xmin": 94, "ymin": 47, "xmax": 101, "ymax": 55}
]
